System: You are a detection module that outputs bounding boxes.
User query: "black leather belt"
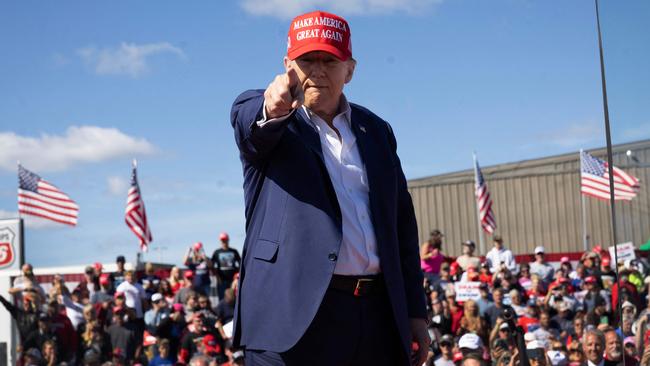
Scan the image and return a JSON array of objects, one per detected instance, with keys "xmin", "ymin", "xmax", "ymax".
[{"xmin": 329, "ymin": 274, "xmax": 385, "ymax": 297}]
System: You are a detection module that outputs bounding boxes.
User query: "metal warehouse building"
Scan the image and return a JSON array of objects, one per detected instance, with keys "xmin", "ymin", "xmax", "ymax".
[{"xmin": 407, "ymin": 139, "xmax": 650, "ymax": 258}]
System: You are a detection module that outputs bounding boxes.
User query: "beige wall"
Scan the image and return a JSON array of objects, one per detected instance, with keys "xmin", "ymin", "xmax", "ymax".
[{"xmin": 407, "ymin": 140, "xmax": 650, "ymax": 258}]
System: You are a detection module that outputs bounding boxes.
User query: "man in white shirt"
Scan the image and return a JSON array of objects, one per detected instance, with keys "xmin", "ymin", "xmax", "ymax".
[
  {"xmin": 485, "ymin": 235, "xmax": 516, "ymax": 274},
  {"xmin": 115, "ymin": 270, "xmax": 146, "ymax": 319}
]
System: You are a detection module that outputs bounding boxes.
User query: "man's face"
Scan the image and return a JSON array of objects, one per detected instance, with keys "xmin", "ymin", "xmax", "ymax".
[
  {"xmin": 432, "ymin": 300, "xmax": 442, "ymax": 313},
  {"xmin": 284, "ymin": 51, "xmax": 355, "ymax": 116},
  {"xmin": 125, "ymin": 272, "xmax": 133, "ymax": 283},
  {"xmin": 605, "ymin": 331, "xmax": 622, "ymax": 361},
  {"xmin": 535, "ymin": 253, "xmax": 544, "ymax": 263},
  {"xmin": 583, "ymin": 333, "xmax": 604, "ymax": 363},
  {"xmin": 193, "ymin": 317, "xmax": 204, "ymax": 332},
  {"xmin": 117, "ymin": 260, "xmax": 125, "ymax": 271},
  {"xmin": 38, "ymin": 319, "xmax": 48, "ymax": 332},
  {"xmin": 463, "ymin": 245, "xmax": 473, "ymax": 255},
  {"xmin": 493, "ymin": 290, "xmax": 503, "ymax": 305},
  {"xmin": 440, "ymin": 341, "xmax": 453, "ymax": 356},
  {"xmin": 494, "ymin": 240, "xmax": 503, "ymax": 249},
  {"xmin": 159, "ymin": 344, "xmax": 169, "ymax": 358},
  {"xmin": 574, "ymin": 318, "xmax": 584, "ymax": 332},
  {"xmin": 22, "ymin": 264, "xmax": 33, "ymax": 276},
  {"xmin": 540, "ymin": 313, "xmax": 550, "ymax": 328}
]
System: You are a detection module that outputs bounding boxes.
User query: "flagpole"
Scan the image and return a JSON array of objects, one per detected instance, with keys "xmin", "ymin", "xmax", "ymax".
[
  {"xmin": 580, "ymin": 149, "xmax": 588, "ymax": 252},
  {"xmin": 473, "ymin": 152, "xmax": 485, "ymax": 255},
  {"xmin": 594, "ymin": 0, "xmax": 623, "ymax": 352},
  {"xmin": 17, "ymin": 161, "xmax": 22, "ymax": 220}
]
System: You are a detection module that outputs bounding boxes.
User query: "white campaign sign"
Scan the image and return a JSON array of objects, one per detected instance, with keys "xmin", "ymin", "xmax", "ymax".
[
  {"xmin": 0, "ymin": 218, "xmax": 22, "ymax": 271},
  {"xmin": 608, "ymin": 242, "xmax": 636, "ymax": 263},
  {"xmin": 455, "ymin": 281, "xmax": 482, "ymax": 302}
]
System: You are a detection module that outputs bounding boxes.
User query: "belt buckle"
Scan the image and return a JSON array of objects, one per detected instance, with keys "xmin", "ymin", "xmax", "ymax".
[{"xmin": 353, "ymin": 278, "xmax": 373, "ymax": 297}]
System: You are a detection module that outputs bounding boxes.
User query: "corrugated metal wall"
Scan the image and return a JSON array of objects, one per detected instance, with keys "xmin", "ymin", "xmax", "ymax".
[{"xmin": 407, "ymin": 140, "xmax": 650, "ymax": 258}]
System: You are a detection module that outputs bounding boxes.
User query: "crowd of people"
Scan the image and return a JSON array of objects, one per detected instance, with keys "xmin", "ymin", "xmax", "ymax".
[
  {"xmin": 421, "ymin": 230, "xmax": 650, "ymax": 366},
  {"xmin": 1, "ymin": 233, "xmax": 242, "ymax": 366},
  {"xmin": 4, "ymin": 228, "xmax": 650, "ymax": 366}
]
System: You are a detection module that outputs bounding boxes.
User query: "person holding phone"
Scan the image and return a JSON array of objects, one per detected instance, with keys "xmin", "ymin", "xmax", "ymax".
[{"xmin": 184, "ymin": 242, "xmax": 212, "ymax": 296}]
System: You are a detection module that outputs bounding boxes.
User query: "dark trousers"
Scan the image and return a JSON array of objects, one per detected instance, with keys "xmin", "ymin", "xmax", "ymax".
[{"xmin": 245, "ymin": 286, "xmax": 406, "ymax": 366}]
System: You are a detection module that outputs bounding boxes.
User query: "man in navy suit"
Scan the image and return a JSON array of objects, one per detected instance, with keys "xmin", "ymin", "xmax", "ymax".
[{"xmin": 230, "ymin": 10, "xmax": 429, "ymax": 366}]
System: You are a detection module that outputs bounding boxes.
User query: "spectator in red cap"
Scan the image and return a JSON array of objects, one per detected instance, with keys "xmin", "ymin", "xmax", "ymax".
[
  {"xmin": 211, "ymin": 231, "xmax": 241, "ymax": 300},
  {"xmin": 174, "ymin": 270, "xmax": 196, "ymax": 305},
  {"xmin": 200, "ymin": 333, "xmax": 224, "ymax": 358},
  {"xmin": 91, "ymin": 273, "xmax": 113, "ymax": 305},
  {"xmin": 184, "ymin": 242, "xmax": 212, "ymax": 296},
  {"xmin": 231, "ymin": 9, "xmax": 429, "ymax": 365},
  {"xmin": 599, "ymin": 257, "xmax": 617, "ymax": 288},
  {"xmin": 178, "ymin": 313, "xmax": 216, "ymax": 363},
  {"xmin": 107, "ymin": 307, "xmax": 136, "ymax": 360}
]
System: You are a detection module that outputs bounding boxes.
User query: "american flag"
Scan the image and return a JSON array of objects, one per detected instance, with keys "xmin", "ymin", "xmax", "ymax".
[
  {"xmin": 125, "ymin": 162, "xmax": 152, "ymax": 251},
  {"xmin": 580, "ymin": 150, "xmax": 640, "ymax": 200},
  {"xmin": 18, "ymin": 165, "xmax": 79, "ymax": 226},
  {"xmin": 474, "ymin": 157, "xmax": 496, "ymax": 234}
]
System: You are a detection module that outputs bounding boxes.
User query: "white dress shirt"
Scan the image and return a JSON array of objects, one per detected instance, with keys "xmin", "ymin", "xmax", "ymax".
[
  {"xmin": 258, "ymin": 97, "xmax": 380, "ymax": 275},
  {"xmin": 485, "ymin": 246, "xmax": 517, "ymax": 273}
]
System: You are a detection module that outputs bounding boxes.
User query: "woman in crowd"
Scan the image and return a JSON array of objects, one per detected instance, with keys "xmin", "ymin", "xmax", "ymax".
[
  {"xmin": 420, "ymin": 230, "xmax": 445, "ymax": 284},
  {"xmin": 458, "ymin": 300, "xmax": 488, "ymax": 343},
  {"xmin": 158, "ymin": 279, "xmax": 175, "ymax": 305}
]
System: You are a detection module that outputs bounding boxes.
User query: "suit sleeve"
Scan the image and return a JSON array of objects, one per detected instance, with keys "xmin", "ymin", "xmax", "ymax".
[
  {"xmin": 230, "ymin": 89, "xmax": 292, "ymax": 163},
  {"xmin": 385, "ymin": 123, "xmax": 427, "ymax": 320}
]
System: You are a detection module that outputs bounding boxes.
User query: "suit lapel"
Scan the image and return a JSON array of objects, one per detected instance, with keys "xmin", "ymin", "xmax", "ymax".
[
  {"xmin": 350, "ymin": 107, "xmax": 379, "ymax": 193},
  {"xmin": 289, "ymin": 108, "xmax": 324, "ymax": 161}
]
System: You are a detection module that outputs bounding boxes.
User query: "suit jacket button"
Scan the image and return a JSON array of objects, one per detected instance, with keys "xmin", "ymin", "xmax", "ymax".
[{"xmin": 328, "ymin": 252, "xmax": 338, "ymax": 261}]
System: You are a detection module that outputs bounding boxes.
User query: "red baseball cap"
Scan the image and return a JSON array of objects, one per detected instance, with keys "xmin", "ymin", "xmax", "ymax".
[
  {"xmin": 193, "ymin": 242, "xmax": 203, "ymax": 251},
  {"xmin": 585, "ymin": 276, "xmax": 597, "ymax": 284},
  {"xmin": 99, "ymin": 273, "xmax": 110, "ymax": 285},
  {"xmin": 114, "ymin": 291, "xmax": 125, "ymax": 299},
  {"xmin": 202, "ymin": 334, "xmax": 221, "ymax": 354},
  {"xmin": 219, "ymin": 232, "xmax": 229, "ymax": 241},
  {"xmin": 94, "ymin": 262, "xmax": 103, "ymax": 271},
  {"xmin": 602, "ymin": 258, "xmax": 610, "ymax": 267},
  {"xmin": 287, "ymin": 10, "xmax": 352, "ymax": 61},
  {"xmin": 453, "ymin": 352, "xmax": 464, "ymax": 362}
]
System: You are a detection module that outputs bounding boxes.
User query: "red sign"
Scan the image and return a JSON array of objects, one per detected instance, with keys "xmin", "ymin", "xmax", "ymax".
[{"xmin": 0, "ymin": 242, "xmax": 14, "ymax": 268}]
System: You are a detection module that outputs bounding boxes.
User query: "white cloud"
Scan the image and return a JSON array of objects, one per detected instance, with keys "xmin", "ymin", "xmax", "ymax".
[
  {"xmin": 620, "ymin": 123, "xmax": 650, "ymax": 141},
  {"xmin": 240, "ymin": 0, "xmax": 443, "ymax": 18},
  {"xmin": 107, "ymin": 176, "xmax": 129, "ymax": 196},
  {"xmin": 0, "ymin": 210, "xmax": 64, "ymax": 229},
  {"xmin": 78, "ymin": 42, "xmax": 186, "ymax": 77},
  {"xmin": 0, "ymin": 126, "xmax": 156, "ymax": 172},
  {"xmin": 542, "ymin": 121, "xmax": 604, "ymax": 148}
]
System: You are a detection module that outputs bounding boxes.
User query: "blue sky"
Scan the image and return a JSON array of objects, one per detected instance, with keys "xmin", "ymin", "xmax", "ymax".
[{"xmin": 0, "ymin": 0, "xmax": 648, "ymax": 267}]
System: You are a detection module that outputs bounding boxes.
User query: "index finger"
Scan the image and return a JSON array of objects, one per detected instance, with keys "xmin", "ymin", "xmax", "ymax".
[
  {"xmin": 286, "ymin": 67, "xmax": 300, "ymax": 89},
  {"xmin": 286, "ymin": 67, "xmax": 304, "ymax": 109}
]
